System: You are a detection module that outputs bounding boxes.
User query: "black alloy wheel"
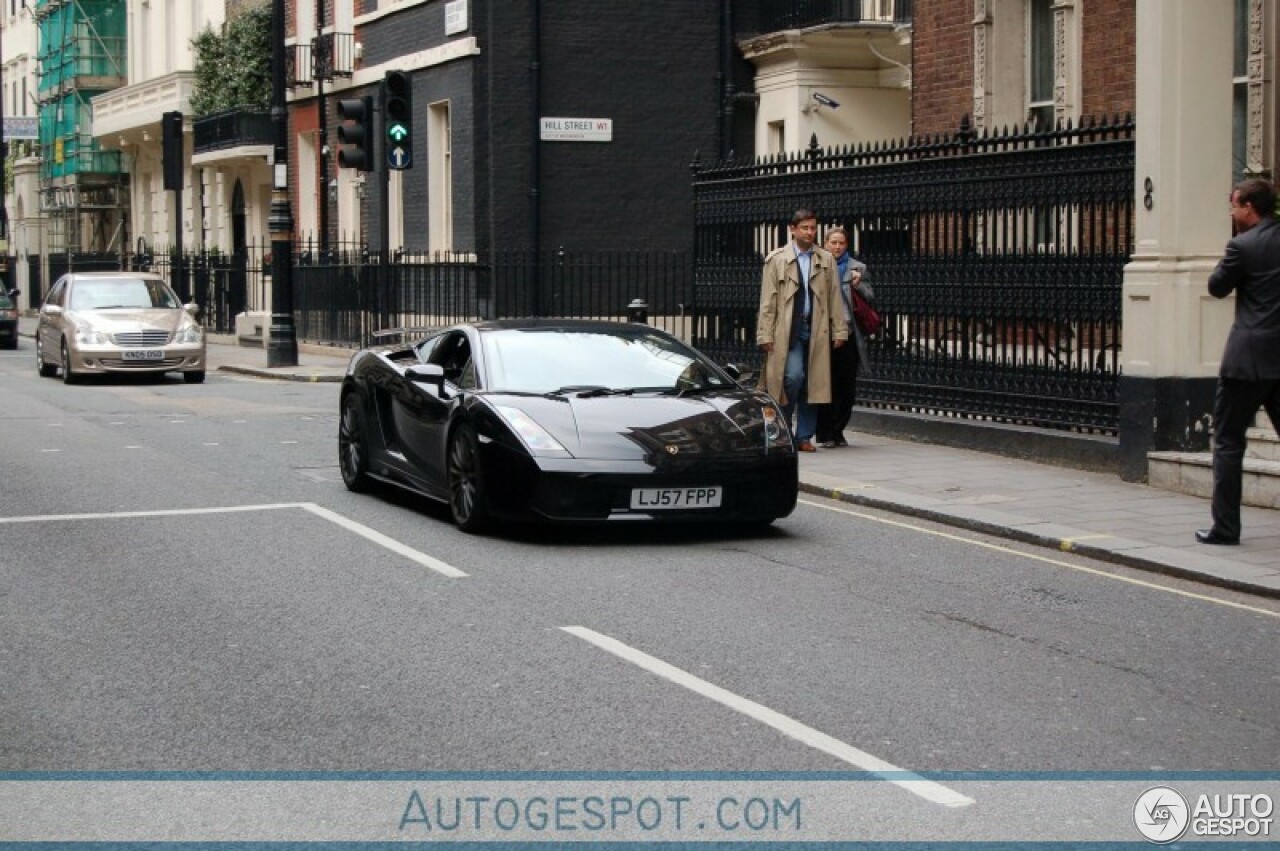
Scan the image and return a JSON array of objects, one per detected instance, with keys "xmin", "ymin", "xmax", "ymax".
[
  {"xmin": 338, "ymin": 392, "xmax": 374, "ymax": 493},
  {"xmin": 447, "ymin": 422, "xmax": 491, "ymax": 534}
]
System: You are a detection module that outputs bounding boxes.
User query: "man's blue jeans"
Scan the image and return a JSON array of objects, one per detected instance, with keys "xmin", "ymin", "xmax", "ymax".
[{"xmin": 783, "ymin": 326, "xmax": 816, "ymax": 442}]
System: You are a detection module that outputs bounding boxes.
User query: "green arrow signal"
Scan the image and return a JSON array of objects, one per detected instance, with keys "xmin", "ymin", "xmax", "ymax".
[{"xmin": 388, "ymin": 122, "xmax": 408, "ymax": 142}]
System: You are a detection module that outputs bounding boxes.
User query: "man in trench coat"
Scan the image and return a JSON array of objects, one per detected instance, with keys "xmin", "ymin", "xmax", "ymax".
[{"xmin": 756, "ymin": 208, "xmax": 849, "ymax": 451}]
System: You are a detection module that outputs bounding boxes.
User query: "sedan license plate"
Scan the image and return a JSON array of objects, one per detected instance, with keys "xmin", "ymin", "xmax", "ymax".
[
  {"xmin": 122, "ymin": 349, "xmax": 164, "ymax": 361},
  {"xmin": 630, "ymin": 486, "xmax": 722, "ymax": 510}
]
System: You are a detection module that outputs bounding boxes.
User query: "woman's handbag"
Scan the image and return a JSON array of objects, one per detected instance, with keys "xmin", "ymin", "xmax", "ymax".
[{"xmin": 851, "ymin": 288, "xmax": 882, "ymax": 335}]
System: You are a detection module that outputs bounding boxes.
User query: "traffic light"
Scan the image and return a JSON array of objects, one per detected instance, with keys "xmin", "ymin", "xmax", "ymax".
[
  {"xmin": 383, "ymin": 70, "xmax": 412, "ymax": 170},
  {"xmin": 161, "ymin": 111, "xmax": 183, "ymax": 191},
  {"xmin": 336, "ymin": 96, "xmax": 374, "ymax": 172}
]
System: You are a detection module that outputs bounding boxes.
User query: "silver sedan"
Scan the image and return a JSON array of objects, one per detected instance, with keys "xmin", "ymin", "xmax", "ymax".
[{"xmin": 35, "ymin": 271, "xmax": 206, "ymax": 384}]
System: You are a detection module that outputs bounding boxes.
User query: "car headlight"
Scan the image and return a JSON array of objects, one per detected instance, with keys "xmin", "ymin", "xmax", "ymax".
[
  {"xmin": 762, "ymin": 403, "xmax": 792, "ymax": 450},
  {"xmin": 495, "ymin": 405, "xmax": 569, "ymax": 454},
  {"xmin": 74, "ymin": 325, "xmax": 109, "ymax": 345},
  {"xmin": 173, "ymin": 320, "xmax": 203, "ymax": 344}
]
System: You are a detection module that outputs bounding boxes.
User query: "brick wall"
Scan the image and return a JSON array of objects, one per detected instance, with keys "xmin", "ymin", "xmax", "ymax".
[
  {"xmin": 911, "ymin": 0, "xmax": 974, "ymax": 136},
  {"xmin": 1080, "ymin": 1, "xmax": 1136, "ymax": 118}
]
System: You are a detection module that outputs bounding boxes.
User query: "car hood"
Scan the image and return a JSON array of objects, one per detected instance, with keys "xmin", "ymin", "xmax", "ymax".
[
  {"xmin": 486, "ymin": 391, "xmax": 782, "ymax": 462},
  {"xmin": 69, "ymin": 309, "xmax": 184, "ymax": 334}
]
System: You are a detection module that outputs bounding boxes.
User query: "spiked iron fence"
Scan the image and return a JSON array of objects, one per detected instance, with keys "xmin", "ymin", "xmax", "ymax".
[{"xmin": 691, "ymin": 115, "xmax": 1135, "ymax": 434}]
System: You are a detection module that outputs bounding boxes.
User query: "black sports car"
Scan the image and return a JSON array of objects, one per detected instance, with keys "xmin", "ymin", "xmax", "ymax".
[{"xmin": 338, "ymin": 319, "xmax": 798, "ymax": 533}]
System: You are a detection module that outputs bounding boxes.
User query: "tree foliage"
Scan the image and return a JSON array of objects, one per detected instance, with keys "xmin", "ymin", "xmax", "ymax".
[{"xmin": 189, "ymin": 4, "xmax": 273, "ymax": 117}]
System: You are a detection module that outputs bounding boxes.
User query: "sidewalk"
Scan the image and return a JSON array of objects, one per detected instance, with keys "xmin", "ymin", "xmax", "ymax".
[{"xmin": 21, "ymin": 318, "xmax": 1280, "ymax": 598}]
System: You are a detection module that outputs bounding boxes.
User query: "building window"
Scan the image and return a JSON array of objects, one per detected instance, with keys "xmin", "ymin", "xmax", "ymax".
[
  {"xmin": 428, "ymin": 100, "xmax": 452, "ymax": 253},
  {"xmin": 1233, "ymin": 0, "xmax": 1249, "ymax": 183},
  {"xmin": 1027, "ymin": 0, "xmax": 1054, "ymax": 130}
]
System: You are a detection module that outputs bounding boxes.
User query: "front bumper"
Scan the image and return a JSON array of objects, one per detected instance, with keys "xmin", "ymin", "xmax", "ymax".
[
  {"xmin": 66, "ymin": 342, "xmax": 206, "ymax": 374},
  {"xmin": 481, "ymin": 445, "xmax": 799, "ymax": 524}
]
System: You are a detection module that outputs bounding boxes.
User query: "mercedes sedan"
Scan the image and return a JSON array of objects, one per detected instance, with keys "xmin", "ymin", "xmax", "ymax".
[
  {"xmin": 35, "ymin": 272, "xmax": 206, "ymax": 384},
  {"xmin": 338, "ymin": 319, "xmax": 798, "ymax": 533}
]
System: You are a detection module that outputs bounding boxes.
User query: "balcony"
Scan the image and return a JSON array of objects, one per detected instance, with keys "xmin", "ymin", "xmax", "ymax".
[
  {"xmin": 91, "ymin": 71, "xmax": 194, "ymax": 144},
  {"xmin": 287, "ymin": 31, "xmax": 356, "ymax": 88},
  {"xmin": 755, "ymin": 0, "xmax": 911, "ymax": 33},
  {"xmin": 192, "ymin": 107, "xmax": 273, "ymax": 165}
]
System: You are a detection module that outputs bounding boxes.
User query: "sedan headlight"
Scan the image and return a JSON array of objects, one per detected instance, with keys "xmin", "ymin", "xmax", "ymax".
[
  {"xmin": 74, "ymin": 325, "xmax": 110, "ymax": 345},
  {"xmin": 495, "ymin": 405, "xmax": 569, "ymax": 454},
  {"xmin": 173, "ymin": 320, "xmax": 203, "ymax": 344}
]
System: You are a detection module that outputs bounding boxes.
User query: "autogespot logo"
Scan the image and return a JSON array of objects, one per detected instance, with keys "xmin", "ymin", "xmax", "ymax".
[{"xmin": 1134, "ymin": 786, "xmax": 1190, "ymax": 844}]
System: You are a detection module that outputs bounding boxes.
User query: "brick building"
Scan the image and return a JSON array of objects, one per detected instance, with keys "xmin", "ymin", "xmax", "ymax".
[
  {"xmin": 285, "ymin": 1, "xmax": 910, "ymax": 256},
  {"xmin": 911, "ymin": 0, "xmax": 1136, "ymax": 137}
]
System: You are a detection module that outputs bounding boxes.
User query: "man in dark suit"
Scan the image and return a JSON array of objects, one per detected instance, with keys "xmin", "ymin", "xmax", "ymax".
[{"xmin": 1198, "ymin": 178, "xmax": 1280, "ymax": 545}]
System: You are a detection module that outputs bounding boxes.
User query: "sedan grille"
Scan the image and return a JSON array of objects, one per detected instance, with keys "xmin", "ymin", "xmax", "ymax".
[
  {"xmin": 112, "ymin": 330, "xmax": 171, "ymax": 347},
  {"xmin": 99, "ymin": 357, "xmax": 186, "ymax": 369}
]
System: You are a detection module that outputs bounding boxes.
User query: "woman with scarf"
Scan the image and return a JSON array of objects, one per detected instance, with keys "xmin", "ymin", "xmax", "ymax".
[{"xmin": 816, "ymin": 227, "xmax": 874, "ymax": 447}]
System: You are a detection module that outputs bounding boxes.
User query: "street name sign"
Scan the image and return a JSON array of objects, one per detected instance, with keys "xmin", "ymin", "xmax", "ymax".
[{"xmin": 539, "ymin": 117, "xmax": 613, "ymax": 142}]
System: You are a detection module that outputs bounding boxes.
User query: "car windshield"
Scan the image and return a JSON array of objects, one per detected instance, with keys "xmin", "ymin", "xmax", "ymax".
[
  {"xmin": 481, "ymin": 327, "xmax": 733, "ymax": 394},
  {"xmin": 0, "ymin": 293, "xmax": 11, "ymax": 309},
  {"xmin": 69, "ymin": 278, "xmax": 181, "ymax": 311}
]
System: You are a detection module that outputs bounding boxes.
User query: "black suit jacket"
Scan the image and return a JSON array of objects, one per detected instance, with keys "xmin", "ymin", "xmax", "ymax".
[{"xmin": 1209, "ymin": 216, "xmax": 1280, "ymax": 380}]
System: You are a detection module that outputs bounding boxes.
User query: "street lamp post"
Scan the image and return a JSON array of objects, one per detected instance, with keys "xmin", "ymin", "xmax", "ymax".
[{"xmin": 268, "ymin": 0, "xmax": 299, "ymax": 367}]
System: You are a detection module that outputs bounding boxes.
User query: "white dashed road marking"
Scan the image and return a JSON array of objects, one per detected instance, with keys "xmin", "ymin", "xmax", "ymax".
[
  {"xmin": 561, "ymin": 625, "xmax": 975, "ymax": 809},
  {"xmin": 0, "ymin": 502, "xmax": 466, "ymax": 578}
]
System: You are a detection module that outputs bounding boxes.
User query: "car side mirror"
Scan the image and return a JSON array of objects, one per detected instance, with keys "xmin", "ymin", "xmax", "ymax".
[
  {"xmin": 185, "ymin": 302, "xmax": 199, "ymax": 316},
  {"xmin": 724, "ymin": 363, "xmax": 757, "ymax": 386},
  {"xmin": 406, "ymin": 362, "xmax": 446, "ymax": 394},
  {"xmin": 7, "ymin": 289, "xmax": 19, "ymax": 300}
]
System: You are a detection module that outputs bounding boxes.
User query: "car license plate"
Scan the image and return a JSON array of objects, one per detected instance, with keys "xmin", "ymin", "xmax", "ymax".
[
  {"xmin": 122, "ymin": 349, "xmax": 164, "ymax": 361},
  {"xmin": 630, "ymin": 486, "xmax": 722, "ymax": 510}
]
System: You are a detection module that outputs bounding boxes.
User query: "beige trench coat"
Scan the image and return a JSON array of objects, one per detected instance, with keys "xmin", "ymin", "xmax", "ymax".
[{"xmin": 755, "ymin": 243, "xmax": 848, "ymax": 405}]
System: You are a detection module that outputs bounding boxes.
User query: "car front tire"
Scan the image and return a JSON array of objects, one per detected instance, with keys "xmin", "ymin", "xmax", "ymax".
[
  {"xmin": 60, "ymin": 339, "xmax": 78, "ymax": 384},
  {"xmin": 448, "ymin": 422, "xmax": 491, "ymax": 534},
  {"xmin": 183, "ymin": 370, "xmax": 206, "ymax": 384},
  {"xmin": 338, "ymin": 391, "xmax": 374, "ymax": 493},
  {"xmin": 36, "ymin": 338, "xmax": 57, "ymax": 377}
]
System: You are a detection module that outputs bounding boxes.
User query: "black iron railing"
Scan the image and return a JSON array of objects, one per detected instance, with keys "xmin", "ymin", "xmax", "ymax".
[
  {"xmin": 192, "ymin": 108, "xmax": 274, "ymax": 154},
  {"xmin": 692, "ymin": 114, "xmax": 1135, "ymax": 434},
  {"xmin": 756, "ymin": 0, "xmax": 911, "ymax": 32}
]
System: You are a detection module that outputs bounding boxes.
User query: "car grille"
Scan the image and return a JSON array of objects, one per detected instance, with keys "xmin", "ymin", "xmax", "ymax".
[
  {"xmin": 98, "ymin": 357, "xmax": 186, "ymax": 369},
  {"xmin": 112, "ymin": 330, "xmax": 171, "ymax": 346}
]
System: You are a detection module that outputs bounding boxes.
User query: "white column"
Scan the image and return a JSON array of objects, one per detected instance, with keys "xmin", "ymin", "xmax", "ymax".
[{"xmin": 1122, "ymin": 0, "xmax": 1235, "ymax": 380}]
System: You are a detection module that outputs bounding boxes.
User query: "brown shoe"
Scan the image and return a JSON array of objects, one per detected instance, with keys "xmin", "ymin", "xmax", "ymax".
[{"xmin": 796, "ymin": 440, "xmax": 817, "ymax": 452}]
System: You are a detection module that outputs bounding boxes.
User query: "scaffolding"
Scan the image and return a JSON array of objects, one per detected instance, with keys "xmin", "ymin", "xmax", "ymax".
[{"xmin": 35, "ymin": 0, "xmax": 127, "ymax": 256}]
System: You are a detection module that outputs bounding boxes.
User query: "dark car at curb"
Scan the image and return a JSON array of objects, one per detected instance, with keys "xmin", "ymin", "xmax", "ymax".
[
  {"xmin": 0, "ymin": 289, "xmax": 19, "ymax": 350},
  {"xmin": 338, "ymin": 319, "xmax": 798, "ymax": 533}
]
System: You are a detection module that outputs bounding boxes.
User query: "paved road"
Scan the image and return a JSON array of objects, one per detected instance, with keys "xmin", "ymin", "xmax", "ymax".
[{"xmin": 1, "ymin": 348, "xmax": 1277, "ymax": 841}]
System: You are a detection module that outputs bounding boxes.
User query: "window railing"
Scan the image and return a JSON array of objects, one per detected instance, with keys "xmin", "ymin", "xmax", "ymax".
[{"xmin": 287, "ymin": 31, "xmax": 355, "ymax": 87}]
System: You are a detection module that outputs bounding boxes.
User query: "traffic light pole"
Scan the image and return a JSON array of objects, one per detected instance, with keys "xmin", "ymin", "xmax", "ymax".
[
  {"xmin": 267, "ymin": 0, "xmax": 298, "ymax": 367},
  {"xmin": 380, "ymin": 79, "xmax": 390, "ymax": 256}
]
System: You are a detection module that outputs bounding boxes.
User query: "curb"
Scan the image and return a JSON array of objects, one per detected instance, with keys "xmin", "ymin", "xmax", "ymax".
[
  {"xmin": 797, "ymin": 482, "xmax": 1280, "ymax": 600},
  {"xmin": 215, "ymin": 365, "xmax": 343, "ymax": 383}
]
